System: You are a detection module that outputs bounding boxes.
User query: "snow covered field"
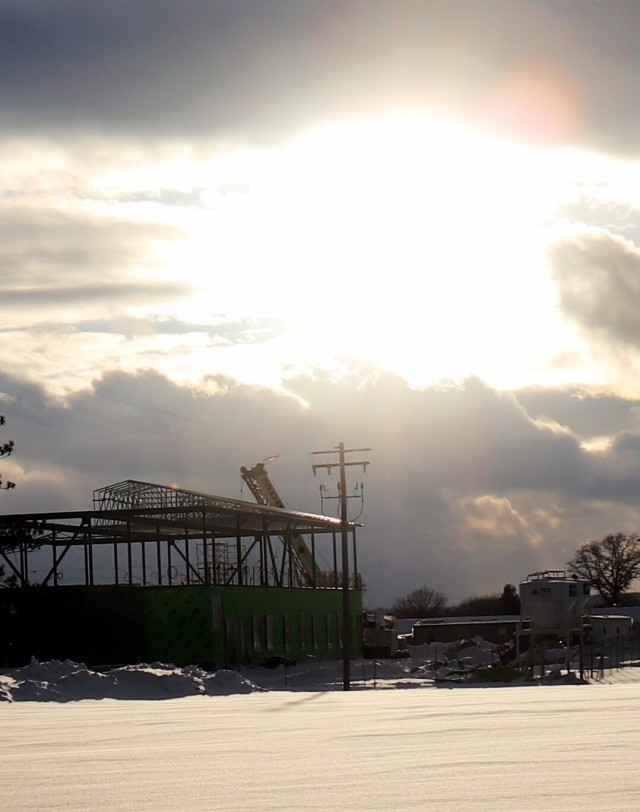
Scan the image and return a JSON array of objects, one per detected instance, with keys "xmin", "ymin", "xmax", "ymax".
[{"xmin": 2, "ymin": 660, "xmax": 640, "ymax": 811}]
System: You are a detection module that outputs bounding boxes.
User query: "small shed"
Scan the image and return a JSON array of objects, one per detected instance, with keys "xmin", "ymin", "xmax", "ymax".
[{"xmin": 587, "ymin": 614, "xmax": 633, "ymax": 643}]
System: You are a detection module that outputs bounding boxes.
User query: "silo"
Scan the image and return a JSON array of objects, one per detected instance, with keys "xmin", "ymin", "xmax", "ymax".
[{"xmin": 519, "ymin": 571, "xmax": 590, "ymax": 634}]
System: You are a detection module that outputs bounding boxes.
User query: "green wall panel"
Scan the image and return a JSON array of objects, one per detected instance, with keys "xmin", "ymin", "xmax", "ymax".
[
  {"xmin": 1, "ymin": 584, "xmax": 363, "ymax": 668},
  {"xmin": 209, "ymin": 586, "xmax": 362, "ymax": 665},
  {"xmin": 142, "ymin": 585, "xmax": 362, "ymax": 666},
  {"xmin": 142, "ymin": 587, "xmax": 221, "ymax": 666}
]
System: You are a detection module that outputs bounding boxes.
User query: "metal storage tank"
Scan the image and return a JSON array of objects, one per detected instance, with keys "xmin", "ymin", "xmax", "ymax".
[{"xmin": 519, "ymin": 571, "xmax": 590, "ymax": 634}]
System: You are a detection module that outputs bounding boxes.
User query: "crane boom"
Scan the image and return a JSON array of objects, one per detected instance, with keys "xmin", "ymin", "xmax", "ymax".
[{"xmin": 240, "ymin": 462, "xmax": 320, "ymax": 587}]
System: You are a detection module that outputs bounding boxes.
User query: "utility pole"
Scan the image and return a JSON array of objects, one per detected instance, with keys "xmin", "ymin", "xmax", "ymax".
[{"xmin": 312, "ymin": 442, "xmax": 370, "ymax": 691}]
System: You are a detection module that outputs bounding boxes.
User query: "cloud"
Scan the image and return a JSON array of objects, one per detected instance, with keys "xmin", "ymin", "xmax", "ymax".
[
  {"xmin": 5, "ymin": 368, "xmax": 640, "ymax": 605},
  {"xmin": 557, "ymin": 196, "xmax": 640, "ymax": 243},
  {"xmin": 2, "ymin": 283, "xmax": 192, "ymax": 310},
  {"xmin": 117, "ymin": 189, "xmax": 206, "ymax": 208},
  {"xmin": 0, "ymin": 207, "xmax": 193, "ymax": 339},
  {"xmin": 517, "ymin": 386, "xmax": 640, "ymax": 441},
  {"xmin": 47, "ymin": 315, "xmax": 290, "ymax": 343},
  {"xmin": 548, "ymin": 227, "xmax": 640, "ymax": 350},
  {"xmin": 0, "ymin": 207, "xmax": 179, "ymax": 288}
]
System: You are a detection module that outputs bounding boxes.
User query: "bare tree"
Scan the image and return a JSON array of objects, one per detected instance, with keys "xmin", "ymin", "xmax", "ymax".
[
  {"xmin": 1, "ymin": 415, "xmax": 16, "ymax": 586},
  {"xmin": 568, "ymin": 533, "xmax": 640, "ymax": 606},
  {"xmin": 389, "ymin": 585, "xmax": 448, "ymax": 618},
  {"xmin": 0, "ymin": 416, "xmax": 15, "ymax": 491}
]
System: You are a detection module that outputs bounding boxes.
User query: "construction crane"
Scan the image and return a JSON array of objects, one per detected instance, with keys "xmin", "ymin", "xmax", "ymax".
[{"xmin": 240, "ymin": 461, "xmax": 320, "ymax": 587}]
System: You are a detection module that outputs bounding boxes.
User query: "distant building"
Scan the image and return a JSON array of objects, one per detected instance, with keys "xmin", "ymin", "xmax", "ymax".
[
  {"xmin": 519, "ymin": 570, "xmax": 590, "ymax": 637},
  {"xmin": 402, "ymin": 615, "xmax": 521, "ymax": 646}
]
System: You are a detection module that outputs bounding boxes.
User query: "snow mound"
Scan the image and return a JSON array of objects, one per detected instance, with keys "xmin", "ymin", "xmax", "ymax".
[
  {"xmin": 0, "ymin": 660, "xmax": 265, "ymax": 702},
  {"xmin": 1, "ymin": 636, "xmax": 613, "ymax": 701}
]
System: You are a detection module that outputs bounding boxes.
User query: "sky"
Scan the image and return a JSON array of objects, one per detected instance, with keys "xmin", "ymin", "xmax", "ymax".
[
  {"xmin": 3, "ymin": 661, "xmax": 640, "ymax": 810},
  {"xmin": 4, "ymin": 1, "xmax": 640, "ymax": 608}
]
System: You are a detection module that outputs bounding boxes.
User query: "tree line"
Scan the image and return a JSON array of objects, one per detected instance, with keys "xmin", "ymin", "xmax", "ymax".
[{"xmin": 388, "ymin": 583, "xmax": 521, "ymax": 619}]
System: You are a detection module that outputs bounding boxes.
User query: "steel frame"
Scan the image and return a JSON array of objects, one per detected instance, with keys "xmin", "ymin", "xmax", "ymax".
[{"xmin": 0, "ymin": 480, "xmax": 359, "ymax": 590}]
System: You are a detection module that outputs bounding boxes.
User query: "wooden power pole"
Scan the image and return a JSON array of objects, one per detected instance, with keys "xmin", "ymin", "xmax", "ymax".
[{"xmin": 312, "ymin": 443, "xmax": 370, "ymax": 691}]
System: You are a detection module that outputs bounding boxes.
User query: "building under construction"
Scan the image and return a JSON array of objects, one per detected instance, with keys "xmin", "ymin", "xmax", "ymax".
[{"xmin": 0, "ymin": 469, "xmax": 363, "ymax": 668}]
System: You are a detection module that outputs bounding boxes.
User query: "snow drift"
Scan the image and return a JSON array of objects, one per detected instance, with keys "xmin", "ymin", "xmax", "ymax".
[{"xmin": 0, "ymin": 659, "xmax": 264, "ymax": 702}]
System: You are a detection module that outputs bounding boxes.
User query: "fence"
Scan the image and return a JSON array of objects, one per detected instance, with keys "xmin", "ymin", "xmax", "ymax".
[{"xmin": 585, "ymin": 630, "xmax": 640, "ymax": 680}]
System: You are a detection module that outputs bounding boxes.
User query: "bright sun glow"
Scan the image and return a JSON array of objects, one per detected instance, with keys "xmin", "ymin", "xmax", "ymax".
[
  {"xmin": 7, "ymin": 114, "xmax": 604, "ymax": 396},
  {"xmin": 263, "ymin": 116, "xmax": 559, "ymax": 379},
  {"xmin": 128, "ymin": 113, "xmax": 602, "ymax": 391}
]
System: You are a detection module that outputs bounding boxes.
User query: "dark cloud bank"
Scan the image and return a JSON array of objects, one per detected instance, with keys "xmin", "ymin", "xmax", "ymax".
[
  {"xmin": 2, "ymin": 1, "xmax": 640, "ymax": 155},
  {"xmin": 4, "ymin": 368, "xmax": 640, "ymax": 608}
]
